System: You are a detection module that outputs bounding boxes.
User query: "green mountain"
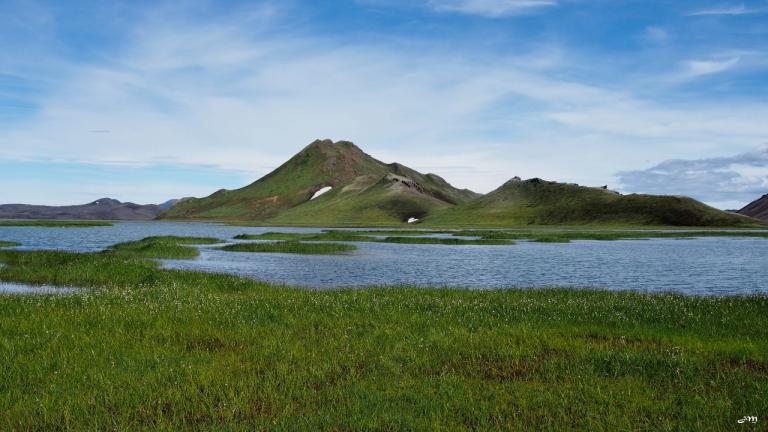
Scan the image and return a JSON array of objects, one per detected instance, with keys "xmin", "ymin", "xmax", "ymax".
[
  {"xmin": 424, "ymin": 177, "xmax": 758, "ymax": 227},
  {"xmin": 162, "ymin": 139, "xmax": 479, "ymax": 224}
]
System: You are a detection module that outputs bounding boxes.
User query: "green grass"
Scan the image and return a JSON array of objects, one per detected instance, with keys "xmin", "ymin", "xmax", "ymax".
[
  {"xmin": 107, "ymin": 236, "xmax": 224, "ymax": 259},
  {"xmin": 0, "ymin": 220, "xmax": 113, "ymax": 227},
  {"xmin": 0, "ymin": 248, "xmax": 765, "ymax": 430},
  {"xmin": 0, "ymin": 241, "xmax": 20, "ymax": 248},
  {"xmin": 221, "ymin": 241, "xmax": 357, "ymax": 255},
  {"xmin": 234, "ymin": 232, "xmax": 311, "ymax": 241},
  {"xmin": 234, "ymin": 231, "xmax": 375, "ymax": 242},
  {"xmin": 378, "ymin": 236, "xmax": 514, "ymax": 245}
]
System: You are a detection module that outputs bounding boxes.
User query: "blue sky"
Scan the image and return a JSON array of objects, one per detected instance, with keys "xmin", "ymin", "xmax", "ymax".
[{"xmin": 1, "ymin": 0, "xmax": 767, "ymax": 208}]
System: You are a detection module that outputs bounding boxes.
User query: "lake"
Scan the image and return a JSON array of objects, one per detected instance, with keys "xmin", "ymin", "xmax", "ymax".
[{"xmin": 0, "ymin": 221, "xmax": 766, "ymax": 295}]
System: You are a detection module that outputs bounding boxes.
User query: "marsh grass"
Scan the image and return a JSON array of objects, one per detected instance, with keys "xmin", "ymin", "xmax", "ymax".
[
  {"xmin": 234, "ymin": 232, "xmax": 309, "ymax": 241},
  {"xmin": 452, "ymin": 229, "xmax": 768, "ymax": 243},
  {"xmin": 0, "ymin": 247, "xmax": 765, "ymax": 430},
  {"xmin": 222, "ymin": 241, "xmax": 357, "ymax": 254},
  {"xmin": 240, "ymin": 229, "xmax": 768, "ymax": 246},
  {"xmin": 0, "ymin": 241, "xmax": 20, "ymax": 248},
  {"xmin": 107, "ymin": 236, "xmax": 224, "ymax": 259},
  {"xmin": 0, "ymin": 220, "xmax": 113, "ymax": 227},
  {"xmin": 235, "ymin": 231, "xmax": 375, "ymax": 242}
]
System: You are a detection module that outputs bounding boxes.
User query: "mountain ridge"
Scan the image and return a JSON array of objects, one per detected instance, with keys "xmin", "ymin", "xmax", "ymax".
[
  {"xmin": 423, "ymin": 177, "xmax": 757, "ymax": 227},
  {"xmin": 0, "ymin": 198, "xmax": 174, "ymax": 221},
  {"xmin": 738, "ymin": 194, "xmax": 768, "ymax": 221},
  {"xmin": 161, "ymin": 140, "xmax": 761, "ymax": 227}
]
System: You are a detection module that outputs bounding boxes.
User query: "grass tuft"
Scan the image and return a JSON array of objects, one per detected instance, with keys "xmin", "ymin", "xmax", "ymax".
[
  {"xmin": 221, "ymin": 241, "xmax": 357, "ymax": 254},
  {"xmin": 107, "ymin": 236, "xmax": 223, "ymax": 259}
]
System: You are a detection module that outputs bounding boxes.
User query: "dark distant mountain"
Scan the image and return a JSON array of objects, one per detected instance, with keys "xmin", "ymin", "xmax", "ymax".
[
  {"xmin": 0, "ymin": 198, "xmax": 172, "ymax": 221},
  {"xmin": 738, "ymin": 194, "xmax": 768, "ymax": 221}
]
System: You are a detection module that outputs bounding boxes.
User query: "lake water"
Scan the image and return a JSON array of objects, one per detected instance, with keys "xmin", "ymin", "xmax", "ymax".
[{"xmin": 1, "ymin": 221, "xmax": 766, "ymax": 296}]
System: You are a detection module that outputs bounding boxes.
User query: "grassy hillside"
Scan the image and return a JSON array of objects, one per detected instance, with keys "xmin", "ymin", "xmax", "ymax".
[
  {"xmin": 425, "ymin": 178, "xmax": 760, "ymax": 227},
  {"xmin": 0, "ymin": 246, "xmax": 766, "ymax": 430},
  {"xmin": 162, "ymin": 140, "xmax": 477, "ymax": 224}
]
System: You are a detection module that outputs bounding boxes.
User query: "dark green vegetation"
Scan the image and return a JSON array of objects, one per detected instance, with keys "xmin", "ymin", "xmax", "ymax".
[
  {"xmin": 233, "ymin": 232, "xmax": 512, "ymax": 245},
  {"xmin": 0, "ymin": 220, "xmax": 113, "ymax": 227},
  {"xmin": 221, "ymin": 241, "xmax": 357, "ymax": 255},
  {"xmin": 163, "ymin": 139, "xmax": 478, "ymax": 225},
  {"xmin": 234, "ymin": 231, "xmax": 375, "ymax": 242},
  {"xmin": 0, "ymin": 247, "xmax": 766, "ymax": 430},
  {"xmin": 107, "ymin": 236, "xmax": 223, "ymax": 259},
  {"xmin": 377, "ymin": 236, "xmax": 513, "ymax": 245},
  {"xmin": 426, "ymin": 178, "xmax": 757, "ymax": 227},
  {"xmin": 0, "ymin": 241, "xmax": 20, "ymax": 248},
  {"xmin": 235, "ymin": 228, "xmax": 768, "ymax": 246},
  {"xmin": 160, "ymin": 140, "xmax": 762, "ymax": 228},
  {"xmin": 452, "ymin": 229, "xmax": 768, "ymax": 243}
]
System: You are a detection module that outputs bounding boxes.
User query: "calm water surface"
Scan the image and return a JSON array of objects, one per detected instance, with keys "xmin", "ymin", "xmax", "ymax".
[{"xmin": 1, "ymin": 221, "xmax": 766, "ymax": 295}]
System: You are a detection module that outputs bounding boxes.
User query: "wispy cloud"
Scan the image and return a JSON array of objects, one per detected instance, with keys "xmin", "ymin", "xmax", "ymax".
[
  {"xmin": 687, "ymin": 4, "xmax": 766, "ymax": 16},
  {"xmin": 426, "ymin": 0, "xmax": 558, "ymax": 17},
  {"xmin": 681, "ymin": 56, "xmax": 741, "ymax": 78},
  {"xmin": 642, "ymin": 26, "xmax": 670, "ymax": 44}
]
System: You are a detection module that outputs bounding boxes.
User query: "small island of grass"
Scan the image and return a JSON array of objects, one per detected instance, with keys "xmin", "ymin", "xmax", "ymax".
[
  {"xmin": 107, "ymin": 236, "xmax": 224, "ymax": 259},
  {"xmin": 222, "ymin": 241, "xmax": 357, "ymax": 255},
  {"xmin": 0, "ymin": 241, "xmax": 20, "ymax": 248}
]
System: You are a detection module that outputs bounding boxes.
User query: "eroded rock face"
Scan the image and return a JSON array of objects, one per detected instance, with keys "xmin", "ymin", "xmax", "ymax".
[{"xmin": 384, "ymin": 173, "xmax": 425, "ymax": 194}]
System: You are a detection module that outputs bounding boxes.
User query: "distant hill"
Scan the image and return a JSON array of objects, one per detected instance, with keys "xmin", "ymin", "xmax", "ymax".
[
  {"xmin": 0, "ymin": 198, "xmax": 172, "ymax": 221},
  {"xmin": 161, "ymin": 140, "xmax": 760, "ymax": 227},
  {"xmin": 738, "ymin": 194, "xmax": 768, "ymax": 221},
  {"xmin": 161, "ymin": 139, "xmax": 479, "ymax": 225},
  {"xmin": 423, "ymin": 177, "xmax": 758, "ymax": 227}
]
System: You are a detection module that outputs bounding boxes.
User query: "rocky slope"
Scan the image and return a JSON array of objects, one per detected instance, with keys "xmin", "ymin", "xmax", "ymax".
[{"xmin": 738, "ymin": 194, "xmax": 768, "ymax": 221}]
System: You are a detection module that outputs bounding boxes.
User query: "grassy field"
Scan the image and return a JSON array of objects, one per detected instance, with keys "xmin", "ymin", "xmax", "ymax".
[
  {"xmin": 0, "ymin": 220, "xmax": 113, "ymax": 227},
  {"xmin": 0, "ymin": 244, "xmax": 765, "ymax": 431},
  {"xmin": 222, "ymin": 241, "xmax": 357, "ymax": 255}
]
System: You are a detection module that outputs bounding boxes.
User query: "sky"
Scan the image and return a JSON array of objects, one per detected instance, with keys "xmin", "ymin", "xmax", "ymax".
[{"xmin": 0, "ymin": 0, "xmax": 767, "ymax": 209}]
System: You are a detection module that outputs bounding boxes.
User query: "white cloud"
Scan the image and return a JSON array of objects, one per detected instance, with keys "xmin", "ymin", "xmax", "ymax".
[
  {"xmin": 426, "ymin": 0, "xmax": 558, "ymax": 17},
  {"xmin": 681, "ymin": 56, "xmax": 741, "ymax": 78},
  {"xmin": 617, "ymin": 147, "xmax": 768, "ymax": 208},
  {"xmin": 1, "ymin": 1, "xmax": 768, "ymax": 203},
  {"xmin": 642, "ymin": 26, "xmax": 669, "ymax": 44},
  {"xmin": 687, "ymin": 4, "xmax": 763, "ymax": 16}
]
